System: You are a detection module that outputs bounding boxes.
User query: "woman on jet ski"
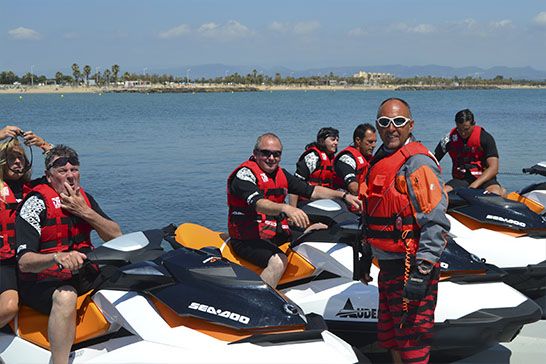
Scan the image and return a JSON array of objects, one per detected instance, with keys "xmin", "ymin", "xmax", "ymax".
[{"xmin": 0, "ymin": 125, "xmax": 52, "ymax": 328}]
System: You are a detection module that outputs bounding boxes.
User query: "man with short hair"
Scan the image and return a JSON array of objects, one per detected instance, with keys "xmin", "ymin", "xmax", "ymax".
[
  {"xmin": 228, "ymin": 133, "xmax": 361, "ymax": 288},
  {"xmin": 16, "ymin": 145, "xmax": 122, "ymax": 364},
  {"xmin": 360, "ymin": 99, "xmax": 450, "ymax": 364},
  {"xmin": 334, "ymin": 123, "xmax": 377, "ymax": 195},
  {"xmin": 434, "ymin": 109, "xmax": 503, "ymax": 195}
]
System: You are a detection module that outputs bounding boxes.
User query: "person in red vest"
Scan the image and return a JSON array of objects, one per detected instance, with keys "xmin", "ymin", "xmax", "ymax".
[
  {"xmin": 434, "ymin": 109, "xmax": 504, "ymax": 195},
  {"xmin": 289, "ymin": 127, "xmax": 339, "ymax": 207},
  {"xmin": 334, "ymin": 123, "xmax": 377, "ymax": 196},
  {"xmin": 0, "ymin": 125, "xmax": 52, "ymax": 329},
  {"xmin": 228, "ymin": 133, "xmax": 361, "ymax": 288},
  {"xmin": 16, "ymin": 145, "xmax": 122, "ymax": 364},
  {"xmin": 360, "ymin": 98, "xmax": 450, "ymax": 364}
]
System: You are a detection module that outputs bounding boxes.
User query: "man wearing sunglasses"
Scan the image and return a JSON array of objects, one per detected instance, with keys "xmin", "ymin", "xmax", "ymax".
[
  {"xmin": 15, "ymin": 145, "xmax": 122, "ymax": 364},
  {"xmin": 334, "ymin": 123, "xmax": 377, "ymax": 196},
  {"xmin": 289, "ymin": 127, "xmax": 339, "ymax": 207},
  {"xmin": 360, "ymin": 98, "xmax": 450, "ymax": 364},
  {"xmin": 228, "ymin": 133, "xmax": 362, "ymax": 288},
  {"xmin": 434, "ymin": 109, "xmax": 504, "ymax": 195}
]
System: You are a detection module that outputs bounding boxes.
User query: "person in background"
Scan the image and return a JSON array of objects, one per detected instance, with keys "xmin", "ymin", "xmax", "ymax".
[
  {"xmin": 0, "ymin": 125, "xmax": 52, "ymax": 329},
  {"xmin": 16, "ymin": 145, "xmax": 122, "ymax": 364},
  {"xmin": 289, "ymin": 127, "xmax": 339, "ymax": 207},
  {"xmin": 434, "ymin": 109, "xmax": 504, "ymax": 195},
  {"xmin": 228, "ymin": 133, "xmax": 361, "ymax": 288},
  {"xmin": 334, "ymin": 123, "xmax": 377, "ymax": 196},
  {"xmin": 360, "ymin": 98, "xmax": 450, "ymax": 364}
]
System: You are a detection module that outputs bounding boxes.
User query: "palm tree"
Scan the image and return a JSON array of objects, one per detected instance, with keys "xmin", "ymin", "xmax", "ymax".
[
  {"xmin": 71, "ymin": 63, "xmax": 81, "ymax": 86},
  {"xmin": 103, "ymin": 69, "xmax": 111, "ymax": 86},
  {"xmin": 111, "ymin": 64, "xmax": 120, "ymax": 86},
  {"xmin": 83, "ymin": 65, "xmax": 92, "ymax": 86},
  {"xmin": 55, "ymin": 72, "xmax": 64, "ymax": 85}
]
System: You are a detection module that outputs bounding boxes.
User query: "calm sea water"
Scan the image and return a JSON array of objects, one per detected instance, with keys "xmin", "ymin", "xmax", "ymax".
[{"xmin": 0, "ymin": 90, "xmax": 545, "ymax": 237}]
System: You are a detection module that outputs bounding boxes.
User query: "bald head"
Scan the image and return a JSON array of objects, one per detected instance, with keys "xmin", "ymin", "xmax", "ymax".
[{"xmin": 377, "ymin": 98, "xmax": 412, "ymax": 119}]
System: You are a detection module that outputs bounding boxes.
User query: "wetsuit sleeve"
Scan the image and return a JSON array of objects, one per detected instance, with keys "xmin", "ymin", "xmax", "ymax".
[
  {"xmin": 433, "ymin": 132, "xmax": 450, "ymax": 162},
  {"xmin": 398, "ymin": 155, "xmax": 451, "ymax": 264},
  {"xmin": 480, "ymin": 129, "xmax": 499, "ymax": 159},
  {"xmin": 285, "ymin": 169, "xmax": 314, "ymax": 199},
  {"xmin": 15, "ymin": 193, "xmax": 47, "ymax": 259},
  {"xmin": 294, "ymin": 151, "xmax": 319, "ymax": 181},
  {"xmin": 229, "ymin": 167, "xmax": 263, "ymax": 208},
  {"xmin": 334, "ymin": 152, "xmax": 358, "ymax": 188},
  {"xmin": 86, "ymin": 193, "xmax": 114, "ymax": 220}
]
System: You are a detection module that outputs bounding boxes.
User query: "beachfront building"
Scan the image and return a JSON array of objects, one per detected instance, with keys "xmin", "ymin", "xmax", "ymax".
[
  {"xmin": 124, "ymin": 80, "xmax": 152, "ymax": 88},
  {"xmin": 353, "ymin": 71, "xmax": 395, "ymax": 84}
]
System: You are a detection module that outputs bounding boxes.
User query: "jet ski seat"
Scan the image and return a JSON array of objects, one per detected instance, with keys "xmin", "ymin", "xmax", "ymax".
[
  {"xmin": 9, "ymin": 291, "xmax": 110, "ymax": 350},
  {"xmin": 175, "ymin": 223, "xmax": 316, "ymax": 285}
]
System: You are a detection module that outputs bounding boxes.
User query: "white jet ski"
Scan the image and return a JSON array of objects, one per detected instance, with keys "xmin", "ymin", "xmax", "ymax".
[
  {"xmin": 0, "ymin": 228, "xmax": 365, "ymax": 364},
  {"xmin": 176, "ymin": 200, "xmax": 542, "ymax": 358},
  {"xmin": 447, "ymin": 163, "xmax": 546, "ymax": 316}
]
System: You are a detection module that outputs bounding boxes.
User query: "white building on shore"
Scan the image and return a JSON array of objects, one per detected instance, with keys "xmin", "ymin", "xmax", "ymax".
[{"xmin": 353, "ymin": 70, "xmax": 395, "ymax": 83}]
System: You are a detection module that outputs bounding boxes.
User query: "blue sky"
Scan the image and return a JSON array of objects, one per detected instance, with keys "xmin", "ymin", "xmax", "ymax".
[{"xmin": 2, "ymin": 0, "xmax": 546, "ymax": 76}]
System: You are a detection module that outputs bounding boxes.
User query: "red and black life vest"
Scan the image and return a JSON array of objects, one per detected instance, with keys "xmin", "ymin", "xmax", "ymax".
[
  {"xmin": 20, "ymin": 183, "xmax": 94, "ymax": 281},
  {"xmin": 447, "ymin": 125, "xmax": 485, "ymax": 179},
  {"xmin": 333, "ymin": 145, "xmax": 370, "ymax": 189},
  {"xmin": 301, "ymin": 145, "xmax": 336, "ymax": 188},
  {"xmin": 0, "ymin": 182, "xmax": 32, "ymax": 260},
  {"xmin": 227, "ymin": 159, "xmax": 291, "ymax": 242},
  {"xmin": 363, "ymin": 142, "xmax": 437, "ymax": 254}
]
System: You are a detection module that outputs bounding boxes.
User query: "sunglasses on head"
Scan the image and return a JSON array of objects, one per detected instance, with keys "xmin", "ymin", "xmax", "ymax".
[
  {"xmin": 376, "ymin": 116, "xmax": 412, "ymax": 128},
  {"xmin": 47, "ymin": 156, "xmax": 79, "ymax": 170},
  {"xmin": 257, "ymin": 149, "xmax": 282, "ymax": 158}
]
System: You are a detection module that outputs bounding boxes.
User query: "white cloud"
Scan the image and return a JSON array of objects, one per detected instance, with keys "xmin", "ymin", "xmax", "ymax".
[
  {"xmin": 293, "ymin": 21, "xmax": 320, "ymax": 35},
  {"xmin": 159, "ymin": 24, "xmax": 191, "ymax": 39},
  {"xmin": 391, "ymin": 23, "xmax": 435, "ymax": 34},
  {"xmin": 198, "ymin": 20, "xmax": 251, "ymax": 39},
  {"xmin": 348, "ymin": 27, "xmax": 367, "ymax": 37},
  {"xmin": 268, "ymin": 20, "xmax": 320, "ymax": 36},
  {"xmin": 490, "ymin": 19, "xmax": 513, "ymax": 30},
  {"xmin": 8, "ymin": 27, "xmax": 41, "ymax": 40},
  {"xmin": 533, "ymin": 12, "xmax": 546, "ymax": 26}
]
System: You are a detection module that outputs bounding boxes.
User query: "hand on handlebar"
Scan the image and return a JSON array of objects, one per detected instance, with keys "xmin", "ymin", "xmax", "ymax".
[
  {"xmin": 283, "ymin": 205, "xmax": 310, "ymax": 229},
  {"xmin": 53, "ymin": 251, "xmax": 87, "ymax": 271},
  {"xmin": 344, "ymin": 193, "xmax": 363, "ymax": 212}
]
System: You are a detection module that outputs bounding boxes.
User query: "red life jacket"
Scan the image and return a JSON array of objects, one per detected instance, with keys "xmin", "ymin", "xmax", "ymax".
[
  {"xmin": 301, "ymin": 145, "xmax": 336, "ymax": 188},
  {"xmin": 364, "ymin": 142, "xmax": 438, "ymax": 254},
  {"xmin": 20, "ymin": 183, "xmax": 94, "ymax": 281},
  {"xmin": 447, "ymin": 125, "xmax": 485, "ymax": 179},
  {"xmin": 0, "ymin": 182, "xmax": 32, "ymax": 260},
  {"xmin": 227, "ymin": 159, "xmax": 291, "ymax": 242},
  {"xmin": 333, "ymin": 145, "xmax": 370, "ymax": 189}
]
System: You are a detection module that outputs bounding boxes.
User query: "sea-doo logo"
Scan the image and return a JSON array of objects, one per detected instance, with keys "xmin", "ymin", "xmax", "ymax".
[
  {"xmin": 486, "ymin": 214, "xmax": 526, "ymax": 228},
  {"xmin": 188, "ymin": 302, "xmax": 250, "ymax": 324},
  {"xmin": 52, "ymin": 197, "xmax": 62, "ymax": 209},
  {"xmin": 357, "ymin": 156, "xmax": 364, "ymax": 164},
  {"xmin": 260, "ymin": 173, "xmax": 269, "ymax": 182},
  {"xmin": 336, "ymin": 298, "xmax": 377, "ymax": 320}
]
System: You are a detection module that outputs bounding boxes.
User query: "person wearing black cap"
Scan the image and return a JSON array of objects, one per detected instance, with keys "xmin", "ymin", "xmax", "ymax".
[{"xmin": 289, "ymin": 127, "xmax": 339, "ymax": 207}]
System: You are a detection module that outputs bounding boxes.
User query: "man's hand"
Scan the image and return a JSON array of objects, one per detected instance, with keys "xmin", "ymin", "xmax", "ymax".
[
  {"xmin": 360, "ymin": 273, "xmax": 373, "ymax": 285},
  {"xmin": 53, "ymin": 251, "xmax": 87, "ymax": 271},
  {"xmin": 403, "ymin": 268, "xmax": 431, "ymax": 301},
  {"xmin": 344, "ymin": 193, "xmax": 362, "ymax": 211},
  {"xmin": 282, "ymin": 205, "xmax": 310, "ymax": 229},
  {"xmin": 60, "ymin": 183, "xmax": 91, "ymax": 218},
  {"xmin": 0, "ymin": 125, "xmax": 23, "ymax": 140}
]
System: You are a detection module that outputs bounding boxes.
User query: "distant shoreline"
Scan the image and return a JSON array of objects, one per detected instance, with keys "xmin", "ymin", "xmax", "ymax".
[{"xmin": 0, "ymin": 83, "xmax": 544, "ymax": 95}]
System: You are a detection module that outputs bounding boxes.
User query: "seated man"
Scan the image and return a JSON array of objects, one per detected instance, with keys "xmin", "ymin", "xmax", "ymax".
[
  {"xmin": 289, "ymin": 127, "xmax": 339, "ymax": 207},
  {"xmin": 334, "ymin": 123, "xmax": 377, "ymax": 196},
  {"xmin": 228, "ymin": 133, "xmax": 361, "ymax": 288},
  {"xmin": 434, "ymin": 109, "xmax": 504, "ymax": 195},
  {"xmin": 16, "ymin": 145, "xmax": 122, "ymax": 364}
]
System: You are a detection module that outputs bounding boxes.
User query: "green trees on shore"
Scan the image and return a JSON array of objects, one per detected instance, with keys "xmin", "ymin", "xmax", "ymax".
[{"xmin": 1, "ymin": 65, "xmax": 546, "ymax": 87}]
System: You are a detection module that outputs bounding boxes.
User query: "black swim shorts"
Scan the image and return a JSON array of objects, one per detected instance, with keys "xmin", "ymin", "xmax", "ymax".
[
  {"xmin": 0, "ymin": 260, "xmax": 18, "ymax": 294},
  {"xmin": 230, "ymin": 238, "xmax": 286, "ymax": 268}
]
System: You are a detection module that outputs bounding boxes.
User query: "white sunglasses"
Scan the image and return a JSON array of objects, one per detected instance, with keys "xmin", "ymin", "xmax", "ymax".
[{"xmin": 376, "ymin": 116, "xmax": 412, "ymax": 128}]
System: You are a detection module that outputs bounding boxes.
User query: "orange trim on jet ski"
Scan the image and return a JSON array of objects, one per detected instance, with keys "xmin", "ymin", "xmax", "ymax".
[
  {"xmin": 150, "ymin": 296, "xmax": 305, "ymax": 342},
  {"xmin": 506, "ymin": 192, "xmax": 545, "ymax": 215},
  {"xmin": 9, "ymin": 291, "xmax": 109, "ymax": 350},
  {"xmin": 175, "ymin": 223, "xmax": 316, "ymax": 285},
  {"xmin": 449, "ymin": 211, "xmax": 527, "ymax": 237}
]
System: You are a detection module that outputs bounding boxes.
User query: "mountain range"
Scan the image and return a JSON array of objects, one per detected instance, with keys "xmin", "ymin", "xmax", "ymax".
[{"xmin": 155, "ymin": 64, "xmax": 546, "ymax": 81}]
